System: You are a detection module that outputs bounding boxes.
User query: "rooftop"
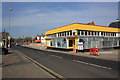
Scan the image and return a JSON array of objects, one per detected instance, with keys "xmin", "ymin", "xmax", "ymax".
[{"xmin": 45, "ymin": 22, "xmax": 120, "ymax": 35}]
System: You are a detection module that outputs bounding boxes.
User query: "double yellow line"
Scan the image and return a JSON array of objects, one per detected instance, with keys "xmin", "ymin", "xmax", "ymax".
[{"xmin": 16, "ymin": 50, "xmax": 67, "ymax": 80}]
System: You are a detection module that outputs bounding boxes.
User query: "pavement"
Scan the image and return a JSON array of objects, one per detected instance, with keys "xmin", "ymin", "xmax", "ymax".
[
  {"xmin": 23, "ymin": 43, "xmax": 119, "ymax": 62},
  {"xmin": 2, "ymin": 48, "xmax": 54, "ymax": 78}
]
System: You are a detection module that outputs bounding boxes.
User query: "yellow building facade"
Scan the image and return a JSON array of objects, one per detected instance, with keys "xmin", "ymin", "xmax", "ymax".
[{"xmin": 45, "ymin": 23, "xmax": 120, "ymax": 50}]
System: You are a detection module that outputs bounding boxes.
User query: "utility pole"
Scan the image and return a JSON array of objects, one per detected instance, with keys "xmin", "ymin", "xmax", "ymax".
[
  {"xmin": 3, "ymin": 29, "xmax": 6, "ymax": 48},
  {"xmin": 8, "ymin": 8, "xmax": 13, "ymax": 48}
]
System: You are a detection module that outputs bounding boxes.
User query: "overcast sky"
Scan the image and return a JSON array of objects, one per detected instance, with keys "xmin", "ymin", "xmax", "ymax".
[{"xmin": 2, "ymin": 2, "xmax": 118, "ymax": 38}]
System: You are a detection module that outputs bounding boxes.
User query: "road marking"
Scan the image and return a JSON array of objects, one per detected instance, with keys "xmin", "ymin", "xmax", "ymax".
[
  {"xmin": 51, "ymin": 55, "xmax": 63, "ymax": 58},
  {"xmin": 73, "ymin": 60, "xmax": 111, "ymax": 70},
  {"xmin": 40, "ymin": 53, "xmax": 44, "ymax": 54},
  {"xmin": 89, "ymin": 63, "xmax": 111, "ymax": 69},
  {"xmin": 55, "ymin": 56, "xmax": 63, "ymax": 59},
  {"xmin": 51, "ymin": 55, "xmax": 56, "ymax": 56}
]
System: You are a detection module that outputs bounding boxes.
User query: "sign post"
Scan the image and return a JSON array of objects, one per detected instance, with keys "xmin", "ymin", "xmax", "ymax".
[
  {"xmin": 8, "ymin": 36, "xmax": 11, "ymax": 48},
  {"xmin": 78, "ymin": 42, "xmax": 84, "ymax": 50}
]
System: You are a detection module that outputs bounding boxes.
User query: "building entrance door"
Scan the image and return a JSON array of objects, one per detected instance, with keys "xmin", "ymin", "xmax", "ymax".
[{"xmin": 69, "ymin": 39, "xmax": 75, "ymax": 47}]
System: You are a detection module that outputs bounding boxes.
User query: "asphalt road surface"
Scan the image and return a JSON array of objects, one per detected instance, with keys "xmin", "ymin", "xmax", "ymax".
[{"xmin": 12, "ymin": 45, "xmax": 119, "ymax": 78}]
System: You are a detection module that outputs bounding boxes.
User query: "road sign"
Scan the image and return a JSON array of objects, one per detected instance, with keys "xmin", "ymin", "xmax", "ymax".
[{"xmin": 78, "ymin": 42, "xmax": 84, "ymax": 50}]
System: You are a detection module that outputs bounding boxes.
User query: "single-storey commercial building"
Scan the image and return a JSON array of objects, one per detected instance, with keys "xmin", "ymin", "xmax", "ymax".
[{"xmin": 45, "ymin": 23, "xmax": 120, "ymax": 50}]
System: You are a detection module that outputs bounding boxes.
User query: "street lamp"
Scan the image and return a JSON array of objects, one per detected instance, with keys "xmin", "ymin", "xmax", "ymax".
[
  {"xmin": 116, "ymin": 19, "xmax": 120, "ymax": 28},
  {"xmin": 8, "ymin": 8, "xmax": 13, "ymax": 48},
  {"xmin": 8, "ymin": 8, "xmax": 13, "ymax": 35}
]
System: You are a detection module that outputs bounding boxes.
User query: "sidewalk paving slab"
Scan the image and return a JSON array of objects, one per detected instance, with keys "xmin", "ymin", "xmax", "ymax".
[{"xmin": 2, "ymin": 49, "xmax": 54, "ymax": 78}]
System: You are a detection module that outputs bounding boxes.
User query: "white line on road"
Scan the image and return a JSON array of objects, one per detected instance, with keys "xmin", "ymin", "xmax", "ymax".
[
  {"xmin": 55, "ymin": 56, "xmax": 63, "ymax": 58},
  {"xmin": 73, "ymin": 60, "xmax": 111, "ymax": 70},
  {"xmin": 51, "ymin": 55, "xmax": 63, "ymax": 58},
  {"xmin": 51, "ymin": 55, "xmax": 56, "ymax": 57},
  {"xmin": 40, "ymin": 53, "xmax": 44, "ymax": 54}
]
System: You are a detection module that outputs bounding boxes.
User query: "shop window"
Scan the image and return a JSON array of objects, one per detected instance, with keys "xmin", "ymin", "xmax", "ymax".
[
  {"xmin": 59, "ymin": 33, "xmax": 60, "ymax": 37},
  {"xmin": 60, "ymin": 33, "xmax": 61, "ymax": 36},
  {"xmin": 109, "ymin": 33, "xmax": 110, "ymax": 36},
  {"xmin": 99, "ymin": 32, "xmax": 100, "ymax": 36},
  {"xmin": 63, "ymin": 38, "xmax": 66, "ymax": 43},
  {"xmin": 53, "ymin": 34, "xmax": 54, "ymax": 37},
  {"xmin": 110, "ymin": 33, "xmax": 111, "ymax": 36},
  {"xmin": 85, "ymin": 31, "xmax": 87, "ymax": 35},
  {"xmin": 55, "ymin": 34, "xmax": 57, "ymax": 37},
  {"xmin": 58, "ymin": 33, "xmax": 59, "ymax": 37},
  {"xmin": 94, "ymin": 32, "xmax": 96, "ymax": 36},
  {"xmin": 91, "ymin": 31, "xmax": 94, "ymax": 35},
  {"xmin": 107, "ymin": 33, "xmax": 109, "ymax": 36},
  {"xmin": 96, "ymin": 32, "xmax": 99, "ymax": 36},
  {"xmin": 61, "ymin": 33, "xmax": 62, "ymax": 36},
  {"xmin": 103, "ymin": 32, "xmax": 105, "ymax": 36},
  {"xmin": 104, "ymin": 32, "xmax": 107, "ymax": 36},
  {"xmin": 70, "ymin": 31, "xmax": 72, "ymax": 35},
  {"xmin": 54, "ymin": 34, "xmax": 56, "ymax": 37},
  {"xmin": 101, "ymin": 32, "xmax": 103, "ymax": 36},
  {"xmin": 107, "ymin": 32, "xmax": 110, "ymax": 36},
  {"xmin": 112, "ymin": 33, "xmax": 114, "ymax": 36},
  {"xmin": 88, "ymin": 31, "xmax": 90, "ymax": 35},
  {"xmin": 57, "ymin": 42, "xmax": 61, "ymax": 46},
  {"xmin": 113, "ymin": 33, "xmax": 115, "ymax": 36},
  {"xmin": 107, "ymin": 32, "xmax": 109, "ymax": 36},
  {"xmin": 102, "ymin": 32, "xmax": 103, "ymax": 36},
  {"xmin": 79, "ymin": 39, "xmax": 84, "ymax": 42},
  {"xmin": 67, "ymin": 31, "xmax": 69, "ymax": 36},
  {"xmin": 78, "ymin": 30, "xmax": 80, "ymax": 35},
  {"xmin": 81, "ymin": 31, "xmax": 84, "ymax": 35},
  {"xmin": 105, "ymin": 32, "xmax": 106, "ymax": 36},
  {"xmin": 50, "ymin": 41, "xmax": 52, "ymax": 46},
  {"xmin": 113, "ymin": 33, "xmax": 114, "ymax": 36},
  {"xmin": 106, "ymin": 32, "xmax": 108, "ymax": 36},
  {"xmin": 114, "ymin": 33, "xmax": 116, "ymax": 36},
  {"xmin": 111, "ymin": 33, "xmax": 113, "ymax": 36},
  {"xmin": 61, "ymin": 32, "xmax": 63, "ymax": 36},
  {"xmin": 73, "ymin": 32, "xmax": 75, "ymax": 35},
  {"xmin": 65, "ymin": 32, "xmax": 66, "ymax": 36}
]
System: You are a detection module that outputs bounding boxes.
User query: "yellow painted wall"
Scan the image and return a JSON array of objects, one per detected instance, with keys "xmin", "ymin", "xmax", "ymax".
[
  {"xmin": 75, "ymin": 37, "xmax": 78, "ymax": 49},
  {"xmin": 46, "ymin": 46, "xmax": 52, "ymax": 47},
  {"xmin": 46, "ymin": 23, "xmax": 120, "ymax": 35},
  {"xmin": 46, "ymin": 39, "xmax": 52, "ymax": 47},
  {"xmin": 46, "ymin": 39, "xmax": 52, "ymax": 41}
]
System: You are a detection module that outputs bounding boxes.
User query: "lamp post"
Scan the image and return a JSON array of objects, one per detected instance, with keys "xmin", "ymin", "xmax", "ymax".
[
  {"xmin": 116, "ymin": 19, "xmax": 120, "ymax": 28},
  {"xmin": 8, "ymin": 8, "xmax": 13, "ymax": 48},
  {"xmin": 8, "ymin": 8, "xmax": 13, "ymax": 35}
]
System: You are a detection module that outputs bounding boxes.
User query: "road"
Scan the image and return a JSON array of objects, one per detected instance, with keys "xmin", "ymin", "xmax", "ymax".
[{"xmin": 12, "ymin": 45, "xmax": 119, "ymax": 78}]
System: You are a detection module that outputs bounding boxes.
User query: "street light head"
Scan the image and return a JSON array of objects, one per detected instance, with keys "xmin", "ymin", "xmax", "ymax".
[{"xmin": 9, "ymin": 8, "xmax": 13, "ymax": 11}]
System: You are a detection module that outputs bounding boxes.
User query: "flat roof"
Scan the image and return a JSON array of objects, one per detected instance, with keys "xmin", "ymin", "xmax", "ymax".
[{"xmin": 45, "ymin": 23, "xmax": 120, "ymax": 35}]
